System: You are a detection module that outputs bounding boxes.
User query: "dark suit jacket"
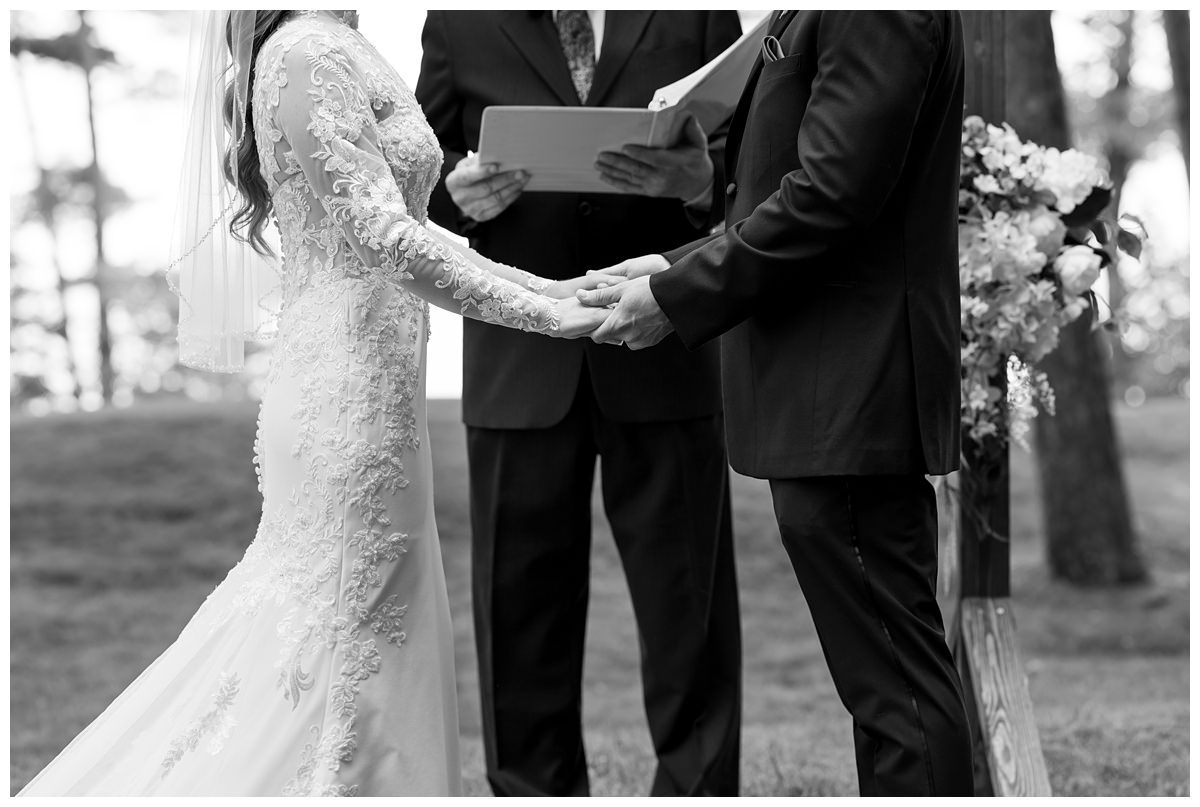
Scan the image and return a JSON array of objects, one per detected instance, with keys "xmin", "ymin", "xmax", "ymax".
[
  {"xmin": 651, "ymin": 11, "xmax": 965, "ymax": 478},
  {"xmin": 416, "ymin": 11, "xmax": 741, "ymax": 428}
]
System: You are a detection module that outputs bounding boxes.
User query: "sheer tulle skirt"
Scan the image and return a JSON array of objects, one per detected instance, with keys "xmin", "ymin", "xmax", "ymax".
[{"xmin": 21, "ymin": 290, "xmax": 461, "ymax": 796}]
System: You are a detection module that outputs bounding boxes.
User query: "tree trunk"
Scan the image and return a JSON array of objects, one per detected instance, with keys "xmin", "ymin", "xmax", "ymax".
[
  {"xmin": 1005, "ymin": 11, "xmax": 1147, "ymax": 585},
  {"xmin": 79, "ymin": 11, "xmax": 115, "ymax": 405},
  {"xmin": 1163, "ymin": 10, "xmax": 1190, "ymax": 177},
  {"xmin": 13, "ymin": 55, "xmax": 83, "ymax": 402},
  {"xmin": 1102, "ymin": 12, "xmax": 1134, "ymax": 384}
]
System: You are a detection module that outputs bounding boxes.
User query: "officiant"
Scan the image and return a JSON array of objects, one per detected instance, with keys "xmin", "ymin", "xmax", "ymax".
[{"xmin": 416, "ymin": 10, "xmax": 743, "ymax": 797}]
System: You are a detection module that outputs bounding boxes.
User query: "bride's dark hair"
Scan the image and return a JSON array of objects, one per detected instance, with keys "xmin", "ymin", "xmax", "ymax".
[{"xmin": 223, "ymin": 10, "xmax": 291, "ymax": 256}]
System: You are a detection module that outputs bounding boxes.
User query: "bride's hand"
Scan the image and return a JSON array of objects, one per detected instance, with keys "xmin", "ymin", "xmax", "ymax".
[
  {"xmin": 586, "ymin": 254, "xmax": 670, "ymax": 284},
  {"xmin": 543, "ymin": 256, "xmax": 669, "ymax": 298},
  {"xmin": 555, "ymin": 296, "xmax": 612, "ymax": 339},
  {"xmin": 544, "ymin": 273, "xmax": 621, "ymax": 299}
]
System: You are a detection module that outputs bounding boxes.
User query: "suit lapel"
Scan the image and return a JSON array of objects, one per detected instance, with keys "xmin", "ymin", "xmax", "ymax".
[
  {"xmin": 585, "ymin": 11, "xmax": 654, "ymax": 106},
  {"xmin": 769, "ymin": 9, "xmax": 800, "ymax": 37},
  {"xmin": 499, "ymin": 11, "xmax": 581, "ymax": 106},
  {"xmin": 724, "ymin": 10, "xmax": 801, "ymax": 178}
]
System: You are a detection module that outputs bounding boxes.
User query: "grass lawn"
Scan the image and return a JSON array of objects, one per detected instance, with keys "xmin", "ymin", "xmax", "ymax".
[{"xmin": 9, "ymin": 396, "xmax": 1189, "ymax": 795}]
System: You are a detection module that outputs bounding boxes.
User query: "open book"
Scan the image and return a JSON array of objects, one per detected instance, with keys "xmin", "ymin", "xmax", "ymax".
[{"xmin": 477, "ymin": 13, "xmax": 771, "ymax": 194}]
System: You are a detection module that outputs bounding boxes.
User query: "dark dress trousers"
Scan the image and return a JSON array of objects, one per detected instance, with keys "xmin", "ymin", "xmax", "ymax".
[
  {"xmin": 650, "ymin": 11, "xmax": 974, "ymax": 795},
  {"xmin": 416, "ymin": 11, "xmax": 744, "ymax": 796}
]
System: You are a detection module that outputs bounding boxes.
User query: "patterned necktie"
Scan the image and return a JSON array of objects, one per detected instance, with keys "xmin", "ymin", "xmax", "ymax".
[{"xmin": 556, "ymin": 11, "xmax": 595, "ymax": 103}]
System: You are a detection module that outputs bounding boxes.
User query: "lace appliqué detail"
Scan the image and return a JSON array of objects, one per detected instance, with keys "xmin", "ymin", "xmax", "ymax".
[
  {"xmin": 517, "ymin": 269, "xmax": 554, "ymax": 294},
  {"xmin": 160, "ymin": 672, "xmax": 241, "ymax": 777},
  {"xmin": 251, "ymin": 15, "xmax": 560, "ymax": 339},
  {"xmin": 184, "ymin": 12, "xmax": 557, "ymax": 794},
  {"xmin": 283, "ymin": 725, "xmax": 360, "ymax": 797}
]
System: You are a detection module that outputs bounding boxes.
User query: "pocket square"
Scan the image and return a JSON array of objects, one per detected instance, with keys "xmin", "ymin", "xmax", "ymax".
[{"xmin": 761, "ymin": 35, "xmax": 785, "ymax": 63}]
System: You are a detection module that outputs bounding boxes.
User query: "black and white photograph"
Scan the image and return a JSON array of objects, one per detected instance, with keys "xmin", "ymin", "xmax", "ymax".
[{"xmin": 8, "ymin": 8, "xmax": 1190, "ymax": 797}]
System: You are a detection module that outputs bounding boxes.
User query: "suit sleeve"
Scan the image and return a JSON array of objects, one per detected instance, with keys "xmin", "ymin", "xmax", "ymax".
[
  {"xmin": 415, "ymin": 11, "xmax": 475, "ymax": 236},
  {"xmin": 663, "ymin": 231, "xmax": 721, "ymax": 265},
  {"xmin": 650, "ymin": 11, "xmax": 944, "ymax": 348}
]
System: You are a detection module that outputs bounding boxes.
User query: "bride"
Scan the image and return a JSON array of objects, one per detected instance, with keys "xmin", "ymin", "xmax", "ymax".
[{"xmin": 20, "ymin": 9, "xmax": 608, "ymax": 796}]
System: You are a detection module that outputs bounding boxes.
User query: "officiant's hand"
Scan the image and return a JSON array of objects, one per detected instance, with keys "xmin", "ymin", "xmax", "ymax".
[
  {"xmin": 576, "ymin": 276, "xmax": 674, "ymax": 350},
  {"xmin": 446, "ymin": 152, "xmax": 529, "ymax": 223},
  {"xmin": 595, "ymin": 118, "xmax": 713, "ymax": 201}
]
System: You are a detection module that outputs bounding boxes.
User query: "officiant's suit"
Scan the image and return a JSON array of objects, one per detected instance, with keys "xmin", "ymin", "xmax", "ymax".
[
  {"xmin": 649, "ymin": 11, "xmax": 974, "ymax": 795},
  {"xmin": 415, "ymin": 11, "xmax": 743, "ymax": 796}
]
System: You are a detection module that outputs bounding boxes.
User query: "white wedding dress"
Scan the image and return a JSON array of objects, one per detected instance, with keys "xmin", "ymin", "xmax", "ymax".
[{"xmin": 20, "ymin": 12, "xmax": 563, "ymax": 796}]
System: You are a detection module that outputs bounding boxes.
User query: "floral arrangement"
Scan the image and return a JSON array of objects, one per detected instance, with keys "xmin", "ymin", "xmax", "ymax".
[{"xmin": 957, "ymin": 115, "xmax": 1145, "ymax": 464}]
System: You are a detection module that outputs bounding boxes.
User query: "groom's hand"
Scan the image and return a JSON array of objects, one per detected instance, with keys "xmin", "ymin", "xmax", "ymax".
[
  {"xmin": 576, "ymin": 276, "xmax": 674, "ymax": 350},
  {"xmin": 595, "ymin": 118, "xmax": 713, "ymax": 201},
  {"xmin": 446, "ymin": 153, "xmax": 529, "ymax": 223},
  {"xmin": 587, "ymin": 254, "xmax": 670, "ymax": 284}
]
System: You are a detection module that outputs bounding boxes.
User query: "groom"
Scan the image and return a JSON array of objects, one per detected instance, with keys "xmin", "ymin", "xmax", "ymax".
[{"xmin": 579, "ymin": 11, "xmax": 975, "ymax": 795}]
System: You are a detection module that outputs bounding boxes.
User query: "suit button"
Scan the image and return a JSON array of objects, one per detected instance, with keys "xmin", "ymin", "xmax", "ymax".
[
  {"xmin": 579, "ymin": 201, "xmax": 593, "ymax": 216},
  {"xmin": 725, "ymin": 182, "xmax": 737, "ymax": 197}
]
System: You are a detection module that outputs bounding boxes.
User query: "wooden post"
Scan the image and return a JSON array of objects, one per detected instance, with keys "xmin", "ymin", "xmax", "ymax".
[{"xmin": 949, "ymin": 12, "xmax": 1052, "ymax": 797}]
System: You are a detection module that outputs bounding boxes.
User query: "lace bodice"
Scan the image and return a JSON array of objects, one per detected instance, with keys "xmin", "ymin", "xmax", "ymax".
[{"xmin": 251, "ymin": 12, "xmax": 558, "ymax": 333}]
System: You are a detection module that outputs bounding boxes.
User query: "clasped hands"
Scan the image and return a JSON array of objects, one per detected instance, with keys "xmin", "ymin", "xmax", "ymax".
[
  {"xmin": 447, "ymin": 118, "xmax": 710, "ymax": 347},
  {"xmin": 552, "ymin": 255, "xmax": 674, "ymax": 349}
]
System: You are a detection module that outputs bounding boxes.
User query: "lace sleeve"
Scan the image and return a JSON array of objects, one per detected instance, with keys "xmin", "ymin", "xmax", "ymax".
[
  {"xmin": 514, "ymin": 269, "xmax": 553, "ymax": 293},
  {"xmin": 419, "ymin": 224, "xmax": 554, "ymax": 294},
  {"xmin": 273, "ymin": 31, "xmax": 559, "ymax": 334}
]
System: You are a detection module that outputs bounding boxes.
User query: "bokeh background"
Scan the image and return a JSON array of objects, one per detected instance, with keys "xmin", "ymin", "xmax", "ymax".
[{"xmin": 9, "ymin": 9, "xmax": 1190, "ymax": 795}]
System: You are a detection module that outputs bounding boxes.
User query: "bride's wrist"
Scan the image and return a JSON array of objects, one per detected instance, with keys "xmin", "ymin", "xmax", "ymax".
[
  {"xmin": 518, "ymin": 271, "xmax": 553, "ymax": 294},
  {"xmin": 546, "ymin": 297, "xmax": 563, "ymax": 334},
  {"xmin": 541, "ymin": 280, "xmax": 574, "ymax": 299}
]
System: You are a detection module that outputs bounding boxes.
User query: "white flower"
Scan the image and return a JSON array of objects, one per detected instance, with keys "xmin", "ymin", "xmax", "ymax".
[
  {"xmin": 1053, "ymin": 245, "xmax": 1102, "ymax": 296},
  {"xmin": 968, "ymin": 384, "xmax": 992, "ymax": 411},
  {"xmin": 1038, "ymin": 147, "xmax": 1108, "ymax": 214},
  {"xmin": 973, "ymin": 174, "xmax": 1001, "ymax": 194},
  {"xmin": 970, "ymin": 420, "xmax": 999, "ymax": 441},
  {"xmin": 973, "ymin": 210, "xmax": 1047, "ymax": 282},
  {"xmin": 1062, "ymin": 295, "xmax": 1090, "ymax": 323},
  {"xmin": 980, "ymin": 146, "xmax": 1004, "ymax": 173},
  {"xmin": 957, "ymin": 117, "xmax": 1117, "ymax": 455},
  {"xmin": 963, "ymin": 296, "xmax": 990, "ymax": 318},
  {"xmin": 1026, "ymin": 205, "xmax": 1067, "ymax": 257}
]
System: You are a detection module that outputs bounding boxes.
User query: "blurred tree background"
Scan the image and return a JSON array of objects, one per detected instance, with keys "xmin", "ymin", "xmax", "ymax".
[
  {"xmin": 9, "ymin": 10, "xmax": 1191, "ymax": 579},
  {"xmin": 1015, "ymin": 11, "xmax": 1189, "ymax": 585},
  {"xmin": 9, "ymin": 11, "xmax": 265, "ymax": 414}
]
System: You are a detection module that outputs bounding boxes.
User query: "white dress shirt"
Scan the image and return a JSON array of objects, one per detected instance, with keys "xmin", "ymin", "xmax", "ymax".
[{"xmin": 552, "ymin": 10, "xmax": 605, "ymax": 60}]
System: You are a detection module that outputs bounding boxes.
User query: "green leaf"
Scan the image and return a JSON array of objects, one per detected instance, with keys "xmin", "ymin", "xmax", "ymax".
[
  {"xmin": 1060, "ymin": 185, "xmax": 1113, "ymax": 228},
  {"xmin": 1063, "ymin": 227, "xmax": 1089, "ymax": 247},
  {"xmin": 1117, "ymin": 229, "xmax": 1144, "ymax": 259},
  {"xmin": 1119, "ymin": 212, "xmax": 1149, "ymax": 237},
  {"xmin": 1085, "ymin": 290, "xmax": 1101, "ymax": 329},
  {"xmin": 1116, "ymin": 213, "xmax": 1148, "ymax": 259}
]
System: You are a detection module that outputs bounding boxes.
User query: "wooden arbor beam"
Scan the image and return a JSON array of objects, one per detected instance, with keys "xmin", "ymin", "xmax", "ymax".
[{"xmin": 940, "ymin": 11, "xmax": 1052, "ymax": 797}]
